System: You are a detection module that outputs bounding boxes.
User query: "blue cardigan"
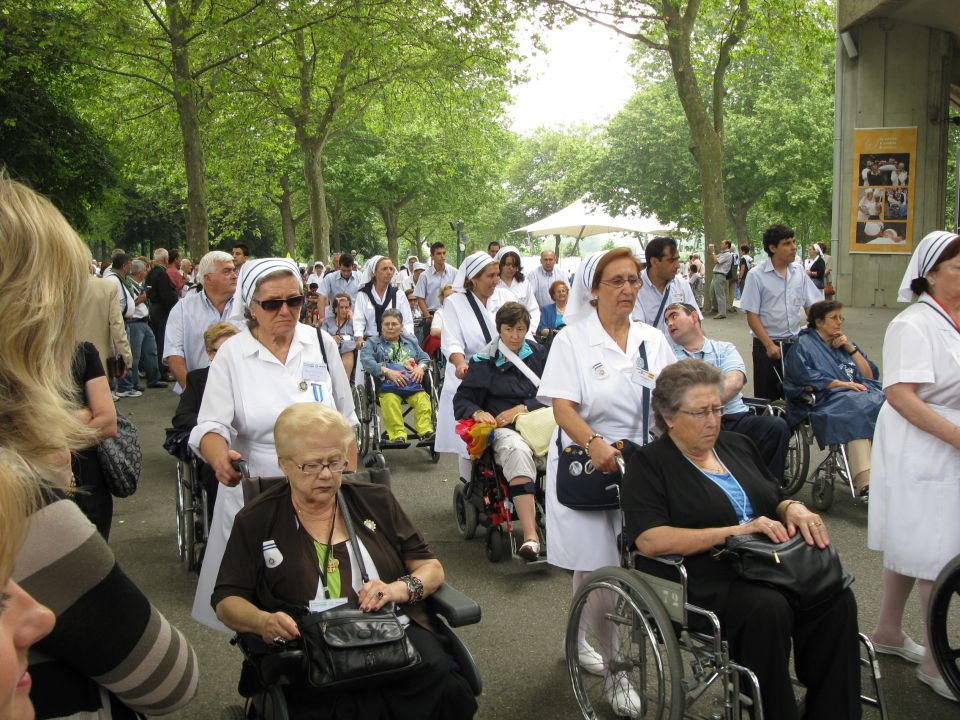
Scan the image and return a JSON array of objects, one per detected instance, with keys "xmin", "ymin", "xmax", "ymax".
[
  {"xmin": 537, "ymin": 303, "xmax": 565, "ymax": 335},
  {"xmin": 358, "ymin": 333, "xmax": 430, "ymax": 377}
]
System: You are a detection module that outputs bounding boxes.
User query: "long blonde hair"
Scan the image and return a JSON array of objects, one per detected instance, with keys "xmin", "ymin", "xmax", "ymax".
[
  {"xmin": 0, "ymin": 450, "xmax": 39, "ymax": 582},
  {"xmin": 0, "ymin": 176, "xmax": 94, "ymax": 474}
]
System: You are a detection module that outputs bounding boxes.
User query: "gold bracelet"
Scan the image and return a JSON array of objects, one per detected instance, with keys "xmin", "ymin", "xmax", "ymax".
[
  {"xmin": 780, "ymin": 499, "xmax": 805, "ymax": 516},
  {"xmin": 585, "ymin": 433, "xmax": 603, "ymax": 449}
]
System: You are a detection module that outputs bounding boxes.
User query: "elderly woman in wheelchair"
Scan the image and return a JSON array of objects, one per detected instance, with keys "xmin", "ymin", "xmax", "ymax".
[
  {"xmin": 617, "ymin": 360, "xmax": 862, "ymax": 720},
  {"xmin": 783, "ymin": 300, "xmax": 884, "ymax": 498},
  {"xmin": 359, "ymin": 308, "xmax": 435, "ymax": 445},
  {"xmin": 212, "ymin": 403, "xmax": 476, "ymax": 719},
  {"xmin": 453, "ymin": 301, "xmax": 549, "ymax": 561}
]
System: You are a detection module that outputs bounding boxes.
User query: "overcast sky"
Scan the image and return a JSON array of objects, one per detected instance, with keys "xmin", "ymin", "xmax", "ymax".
[{"xmin": 508, "ymin": 17, "xmax": 637, "ymax": 135}]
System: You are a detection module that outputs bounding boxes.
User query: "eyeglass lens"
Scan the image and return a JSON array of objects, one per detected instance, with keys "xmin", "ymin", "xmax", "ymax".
[{"xmin": 257, "ymin": 295, "xmax": 305, "ymax": 311}]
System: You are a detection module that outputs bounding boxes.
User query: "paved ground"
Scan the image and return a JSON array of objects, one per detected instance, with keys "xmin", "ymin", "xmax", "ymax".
[{"xmin": 109, "ymin": 305, "xmax": 959, "ymax": 719}]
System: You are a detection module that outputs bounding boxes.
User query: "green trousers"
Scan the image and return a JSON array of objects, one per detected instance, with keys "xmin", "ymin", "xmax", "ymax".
[{"xmin": 380, "ymin": 391, "xmax": 433, "ymax": 440}]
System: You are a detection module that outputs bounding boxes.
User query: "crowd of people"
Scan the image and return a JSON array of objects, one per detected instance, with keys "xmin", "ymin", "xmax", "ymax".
[{"xmin": 2, "ymin": 169, "xmax": 958, "ymax": 720}]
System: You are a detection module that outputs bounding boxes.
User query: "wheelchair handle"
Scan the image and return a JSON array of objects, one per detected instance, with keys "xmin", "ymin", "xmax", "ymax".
[
  {"xmin": 232, "ymin": 459, "xmax": 250, "ymax": 479},
  {"xmin": 615, "ymin": 456, "xmax": 626, "ymax": 477}
]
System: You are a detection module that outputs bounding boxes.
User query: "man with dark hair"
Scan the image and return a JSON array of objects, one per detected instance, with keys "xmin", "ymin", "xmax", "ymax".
[
  {"xmin": 487, "ymin": 241, "xmax": 501, "ymax": 258},
  {"xmin": 737, "ymin": 243, "xmax": 753, "ymax": 299},
  {"xmin": 740, "ymin": 223, "xmax": 822, "ymax": 399},
  {"xmin": 317, "ymin": 252, "xmax": 359, "ymax": 320},
  {"xmin": 414, "ymin": 241, "xmax": 457, "ymax": 322},
  {"xmin": 708, "ymin": 240, "xmax": 735, "ymax": 319},
  {"xmin": 665, "ymin": 302, "xmax": 789, "ymax": 479},
  {"xmin": 231, "ymin": 243, "xmax": 250, "ymax": 269},
  {"xmin": 633, "ymin": 236, "xmax": 700, "ymax": 342},
  {"xmin": 166, "ymin": 249, "xmax": 185, "ymax": 296}
]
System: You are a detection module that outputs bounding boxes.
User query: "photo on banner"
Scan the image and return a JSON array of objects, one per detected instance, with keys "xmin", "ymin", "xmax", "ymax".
[{"xmin": 849, "ymin": 127, "xmax": 916, "ymax": 255}]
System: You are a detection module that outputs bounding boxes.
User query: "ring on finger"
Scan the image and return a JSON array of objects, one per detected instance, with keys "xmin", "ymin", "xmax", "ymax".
[{"xmin": 376, "ymin": 591, "xmax": 384, "ymax": 599}]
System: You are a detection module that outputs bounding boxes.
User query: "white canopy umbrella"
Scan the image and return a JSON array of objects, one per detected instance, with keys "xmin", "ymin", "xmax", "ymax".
[{"xmin": 511, "ymin": 197, "xmax": 674, "ymax": 239}]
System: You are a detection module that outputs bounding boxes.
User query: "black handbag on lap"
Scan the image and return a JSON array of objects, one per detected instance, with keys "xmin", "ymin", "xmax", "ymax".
[
  {"xmin": 720, "ymin": 533, "xmax": 853, "ymax": 609},
  {"xmin": 297, "ymin": 491, "xmax": 421, "ymax": 690}
]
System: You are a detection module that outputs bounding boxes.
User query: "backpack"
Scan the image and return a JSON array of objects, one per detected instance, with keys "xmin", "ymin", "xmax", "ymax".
[{"xmin": 725, "ymin": 255, "xmax": 737, "ymax": 281}]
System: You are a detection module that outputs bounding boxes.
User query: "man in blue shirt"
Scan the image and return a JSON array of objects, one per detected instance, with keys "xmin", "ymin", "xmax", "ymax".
[
  {"xmin": 633, "ymin": 236, "xmax": 700, "ymax": 343},
  {"xmin": 317, "ymin": 253, "xmax": 360, "ymax": 320},
  {"xmin": 665, "ymin": 302, "xmax": 789, "ymax": 479},
  {"xmin": 739, "ymin": 224, "xmax": 823, "ymax": 400}
]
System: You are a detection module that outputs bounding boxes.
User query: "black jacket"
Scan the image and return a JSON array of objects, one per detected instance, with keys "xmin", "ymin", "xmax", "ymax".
[
  {"xmin": 145, "ymin": 265, "xmax": 179, "ymax": 314},
  {"xmin": 453, "ymin": 340, "xmax": 547, "ymax": 421},
  {"xmin": 171, "ymin": 367, "xmax": 209, "ymax": 431}
]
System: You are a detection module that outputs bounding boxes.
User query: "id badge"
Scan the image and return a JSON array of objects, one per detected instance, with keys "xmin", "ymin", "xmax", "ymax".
[
  {"xmin": 303, "ymin": 361, "xmax": 330, "ymax": 384},
  {"xmin": 632, "ymin": 368, "xmax": 657, "ymax": 389},
  {"xmin": 309, "ymin": 598, "xmax": 348, "ymax": 613}
]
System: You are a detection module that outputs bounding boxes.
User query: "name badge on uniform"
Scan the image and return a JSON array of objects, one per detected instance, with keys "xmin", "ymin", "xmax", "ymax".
[
  {"xmin": 303, "ymin": 361, "xmax": 330, "ymax": 384},
  {"xmin": 262, "ymin": 540, "xmax": 283, "ymax": 568},
  {"xmin": 632, "ymin": 368, "xmax": 657, "ymax": 389},
  {"xmin": 592, "ymin": 362, "xmax": 609, "ymax": 379}
]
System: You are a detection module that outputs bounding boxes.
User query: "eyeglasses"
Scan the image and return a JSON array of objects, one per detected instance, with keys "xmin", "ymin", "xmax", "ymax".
[
  {"xmin": 600, "ymin": 276, "xmax": 642, "ymax": 289},
  {"xmin": 253, "ymin": 295, "xmax": 305, "ymax": 312},
  {"xmin": 294, "ymin": 459, "xmax": 349, "ymax": 475},
  {"xmin": 678, "ymin": 406, "xmax": 724, "ymax": 420},
  {"xmin": 216, "ymin": 267, "xmax": 239, "ymax": 276}
]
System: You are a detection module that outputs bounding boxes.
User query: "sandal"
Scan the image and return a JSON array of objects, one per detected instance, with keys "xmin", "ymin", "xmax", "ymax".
[{"xmin": 517, "ymin": 540, "xmax": 540, "ymax": 561}]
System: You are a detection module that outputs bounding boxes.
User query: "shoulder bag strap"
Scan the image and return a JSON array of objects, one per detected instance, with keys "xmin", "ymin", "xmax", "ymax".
[
  {"xmin": 639, "ymin": 343, "xmax": 650, "ymax": 443},
  {"xmin": 336, "ymin": 490, "xmax": 370, "ymax": 584},
  {"xmin": 651, "ymin": 281, "xmax": 673, "ymax": 328},
  {"xmin": 314, "ymin": 326, "xmax": 329, "ymax": 366},
  {"xmin": 464, "ymin": 292, "xmax": 492, "ymax": 343},
  {"xmin": 497, "ymin": 340, "xmax": 541, "ymax": 388}
]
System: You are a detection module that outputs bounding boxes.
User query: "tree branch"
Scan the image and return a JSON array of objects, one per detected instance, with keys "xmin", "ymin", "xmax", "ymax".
[
  {"xmin": 545, "ymin": 0, "xmax": 667, "ymax": 51},
  {"xmin": 141, "ymin": 0, "xmax": 171, "ymax": 38},
  {"xmin": 71, "ymin": 58, "xmax": 174, "ymax": 96},
  {"xmin": 711, "ymin": 0, "xmax": 750, "ymax": 136}
]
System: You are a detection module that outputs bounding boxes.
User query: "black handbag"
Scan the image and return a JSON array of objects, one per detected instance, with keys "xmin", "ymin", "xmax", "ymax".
[
  {"xmin": 555, "ymin": 436, "xmax": 640, "ymax": 511},
  {"xmin": 96, "ymin": 412, "xmax": 142, "ymax": 497},
  {"xmin": 721, "ymin": 533, "xmax": 853, "ymax": 609},
  {"xmin": 297, "ymin": 491, "xmax": 421, "ymax": 690}
]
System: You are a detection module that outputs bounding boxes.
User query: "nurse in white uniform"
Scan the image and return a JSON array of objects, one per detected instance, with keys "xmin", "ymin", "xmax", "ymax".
[
  {"xmin": 353, "ymin": 256, "xmax": 414, "ymax": 342},
  {"xmin": 189, "ymin": 258, "xmax": 357, "ymax": 633},
  {"xmin": 436, "ymin": 251, "xmax": 518, "ymax": 482},
  {"xmin": 538, "ymin": 248, "xmax": 676, "ymax": 716},
  {"xmin": 495, "ymin": 246, "xmax": 540, "ymax": 334},
  {"xmin": 868, "ymin": 230, "xmax": 960, "ymax": 701}
]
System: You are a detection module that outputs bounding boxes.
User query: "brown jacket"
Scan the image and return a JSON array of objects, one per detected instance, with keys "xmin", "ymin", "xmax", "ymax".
[{"xmin": 76, "ymin": 276, "xmax": 132, "ymax": 371}]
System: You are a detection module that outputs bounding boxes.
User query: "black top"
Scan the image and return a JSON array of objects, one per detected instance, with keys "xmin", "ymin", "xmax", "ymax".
[
  {"xmin": 72, "ymin": 341, "xmax": 105, "ymax": 394},
  {"xmin": 145, "ymin": 265, "xmax": 179, "ymax": 312},
  {"xmin": 171, "ymin": 367, "xmax": 209, "ymax": 430},
  {"xmin": 621, "ymin": 431, "xmax": 784, "ymax": 612},
  {"xmin": 213, "ymin": 479, "xmax": 438, "ymax": 632},
  {"xmin": 453, "ymin": 342, "xmax": 547, "ymax": 420},
  {"xmin": 809, "ymin": 256, "xmax": 825, "ymax": 287}
]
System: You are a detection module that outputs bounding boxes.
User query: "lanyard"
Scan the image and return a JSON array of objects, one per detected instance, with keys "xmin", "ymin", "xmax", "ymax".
[
  {"xmin": 925, "ymin": 296, "xmax": 960, "ymax": 336},
  {"xmin": 309, "ymin": 501, "xmax": 338, "ymax": 599}
]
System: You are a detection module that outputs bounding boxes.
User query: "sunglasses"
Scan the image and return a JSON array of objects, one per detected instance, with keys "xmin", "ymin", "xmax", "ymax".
[{"xmin": 253, "ymin": 295, "xmax": 305, "ymax": 312}]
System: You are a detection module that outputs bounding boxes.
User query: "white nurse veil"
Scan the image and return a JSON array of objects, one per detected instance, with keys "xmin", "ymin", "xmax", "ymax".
[{"xmin": 564, "ymin": 251, "xmax": 607, "ymax": 324}]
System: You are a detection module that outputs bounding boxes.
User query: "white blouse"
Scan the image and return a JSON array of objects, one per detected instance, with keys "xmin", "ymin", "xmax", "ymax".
[{"xmin": 353, "ymin": 284, "xmax": 414, "ymax": 338}]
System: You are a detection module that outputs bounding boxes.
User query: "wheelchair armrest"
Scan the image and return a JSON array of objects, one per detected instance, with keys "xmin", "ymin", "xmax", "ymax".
[{"xmin": 426, "ymin": 583, "xmax": 481, "ymax": 628}]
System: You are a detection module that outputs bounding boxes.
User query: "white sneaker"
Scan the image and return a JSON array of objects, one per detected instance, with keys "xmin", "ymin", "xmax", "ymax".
[
  {"xmin": 116, "ymin": 389, "xmax": 143, "ymax": 398},
  {"xmin": 606, "ymin": 674, "xmax": 643, "ymax": 718},
  {"xmin": 578, "ymin": 644, "xmax": 604, "ymax": 676}
]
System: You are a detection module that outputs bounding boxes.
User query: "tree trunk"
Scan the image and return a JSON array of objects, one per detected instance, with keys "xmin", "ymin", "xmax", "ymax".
[
  {"xmin": 298, "ymin": 132, "xmax": 331, "ymax": 264},
  {"xmin": 379, "ymin": 206, "xmax": 400, "ymax": 265},
  {"xmin": 277, "ymin": 173, "xmax": 297, "ymax": 258},
  {"xmin": 729, "ymin": 201, "xmax": 752, "ymax": 250},
  {"xmin": 165, "ymin": 0, "xmax": 209, "ymax": 258}
]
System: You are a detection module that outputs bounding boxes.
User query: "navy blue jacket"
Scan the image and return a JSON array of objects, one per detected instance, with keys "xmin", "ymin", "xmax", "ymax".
[{"xmin": 453, "ymin": 340, "xmax": 547, "ymax": 421}]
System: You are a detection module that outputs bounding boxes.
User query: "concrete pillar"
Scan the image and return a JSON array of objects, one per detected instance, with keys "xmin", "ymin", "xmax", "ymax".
[{"xmin": 832, "ymin": 18, "xmax": 953, "ymax": 307}]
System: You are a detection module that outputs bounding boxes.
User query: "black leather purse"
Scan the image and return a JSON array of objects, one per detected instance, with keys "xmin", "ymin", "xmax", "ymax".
[
  {"xmin": 720, "ymin": 533, "xmax": 853, "ymax": 609},
  {"xmin": 555, "ymin": 435, "xmax": 640, "ymax": 511},
  {"xmin": 297, "ymin": 492, "xmax": 421, "ymax": 690}
]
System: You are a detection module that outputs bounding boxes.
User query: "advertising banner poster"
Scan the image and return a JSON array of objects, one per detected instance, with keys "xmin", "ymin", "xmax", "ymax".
[{"xmin": 850, "ymin": 127, "xmax": 916, "ymax": 254}]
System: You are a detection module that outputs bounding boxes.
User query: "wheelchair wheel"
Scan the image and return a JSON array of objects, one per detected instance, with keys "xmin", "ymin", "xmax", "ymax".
[
  {"xmin": 930, "ymin": 552, "xmax": 960, "ymax": 701},
  {"xmin": 429, "ymin": 449, "xmax": 440, "ymax": 463},
  {"xmin": 485, "ymin": 525, "xmax": 507, "ymax": 563},
  {"xmin": 250, "ymin": 685, "xmax": 290, "ymax": 720},
  {"xmin": 566, "ymin": 567, "xmax": 684, "ymax": 720},
  {"xmin": 453, "ymin": 483, "xmax": 479, "ymax": 539},
  {"xmin": 175, "ymin": 460, "xmax": 196, "ymax": 570},
  {"xmin": 810, "ymin": 466, "xmax": 834, "ymax": 511},
  {"xmin": 352, "ymin": 383, "xmax": 371, "ymax": 458}
]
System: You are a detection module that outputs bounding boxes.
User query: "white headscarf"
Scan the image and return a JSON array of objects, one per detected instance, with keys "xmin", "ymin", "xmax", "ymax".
[
  {"xmin": 360, "ymin": 255, "xmax": 384, "ymax": 285},
  {"xmin": 229, "ymin": 258, "xmax": 302, "ymax": 321},
  {"xmin": 453, "ymin": 251, "xmax": 498, "ymax": 293},
  {"xmin": 898, "ymin": 230, "xmax": 960, "ymax": 302},
  {"xmin": 412, "ymin": 262, "xmax": 427, "ymax": 272},
  {"xmin": 494, "ymin": 245, "xmax": 522, "ymax": 263},
  {"xmin": 565, "ymin": 250, "xmax": 607, "ymax": 324}
]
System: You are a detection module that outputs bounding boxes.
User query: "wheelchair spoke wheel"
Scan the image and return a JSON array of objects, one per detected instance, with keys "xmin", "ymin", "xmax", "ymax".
[
  {"xmin": 780, "ymin": 424, "xmax": 810, "ymax": 496},
  {"xmin": 175, "ymin": 461, "xmax": 190, "ymax": 566},
  {"xmin": 810, "ymin": 467, "xmax": 834, "ymax": 511},
  {"xmin": 930, "ymin": 553, "xmax": 960, "ymax": 701},
  {"xmin": 566, "ymin": 567, "xmax": 684, "ymax": 720},
  {"xmin": 352, "ymin": 384, "xmax": 371, "ymax": 458},
  {"xmin": 453, "ymin": 483, "xmax": 479, "ymax": 539}
]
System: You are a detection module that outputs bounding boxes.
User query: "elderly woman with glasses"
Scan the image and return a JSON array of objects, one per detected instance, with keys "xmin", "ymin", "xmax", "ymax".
[
  {"xmin": 537, "ymin": 247, "xmax": 676, "ymax": 716},
  {"xmin": 189, "ymin": 258, "xmax": 358, "ymax": 633},
  {"xmin": 214, "ymin": 403, "xmax": 477, "ymax": 720},
  {"xmin": 622, "ymin": 359, "xmax": 861, "ymax": 720}
]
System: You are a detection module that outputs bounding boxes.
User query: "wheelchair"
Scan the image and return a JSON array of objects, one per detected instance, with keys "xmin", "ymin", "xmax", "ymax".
[
  {"xmin": 163, "ymin": 428, "xmax": 210, "ymax": 573},
  {"xmin": 564, "ymin": 460, "xmax": 888, "ymax": 720},
  {"xmin": 452, "ymin": 444, "xmax": 547, "ymax": 563},
  {"xmin": 930, "ymin": 551, "xmax": 960, "ymax": 702},
  {"xmin": 222, "ymin": 466, "xmax": 483, "ymax": 720},
  {"xmin": 351, "ymin": 364, "xmax": 440, "ymax": 468},
  {"xmin": 740, "ymin": 397, "xmax": 810, "ymax": 498}
]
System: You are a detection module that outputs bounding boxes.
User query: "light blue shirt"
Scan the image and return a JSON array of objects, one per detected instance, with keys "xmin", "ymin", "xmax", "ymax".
[
  {"xmin": 633, "ymin": 269, "xmax": 701, "ymax": 343},
  {"xmin": 163, "ymin": 290, "xmax": 244, "ymax": 394},
  {"xmin": 739, "ymin": 258, "xmax": 823, "ymax": 339},
  {"xmin": 413, "ymin": 263, "xmax": 458, "ymax": 310},
  {"xmin": 701, "ymin": 468, "xmax": 755, "ymax": 524},
  {"xmin": 318, "ymin": 271, "xmax": 360, "ymax": 317},
  {"xmin": 674, "ymin": 337, "xmax": 749, "ymax": 415}
]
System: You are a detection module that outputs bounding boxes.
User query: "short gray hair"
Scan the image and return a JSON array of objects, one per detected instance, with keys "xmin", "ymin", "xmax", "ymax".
[
  {"xmin": 651, "ymin": 359, "xmax": 723, "ymax": 431},
  {"xmin": 381, "ymin": 308, "xmax": 404, "ymax": 324},
  {"xmin": 153, "ymin": 248, "xmax": 169, "ymax": 263},
  {"xmin": 197, "ymin": 250, "xmax": 233, "ymax": 282},
  {"xmin": 130, "ymin": 259, "xmax": 147, "ymax": 274}
]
